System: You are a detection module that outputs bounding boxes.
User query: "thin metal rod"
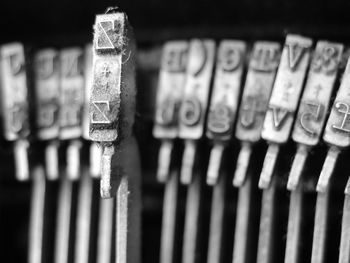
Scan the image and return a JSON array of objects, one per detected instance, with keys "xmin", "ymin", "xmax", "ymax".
[
  {"xmin": 54, "ymin": 175, "xmax": 73, "ymax": 263},
  {"xmin": 96, "ymin": 197, "xmax": 114, "ymax": 263},
  {"xmin": 116, "ymin": 176, "xmax": 129, "ymax": 263},
  {"xmin": 284, "ymin": 182, "xmax": 303, "ymax": 263},
  {"xmin": 256, "ymin": 177, "xmax": 277, "ymax": 263},
  {"xmin": 232, "ymin": 173, "xmax": 253, "ymax": 263},
  {"xmin": 339, "ymin": 193, "xmax": 350, "ymax": 263},
  {"xmin": 160, "ymin": 171, "xmax": 179, "ymax": 263},
  {"xmin": 207, "ymin": 172, "xmax": 226, "ymax": 263},
  {"xmin": 182, "ymin": 172, "xmax": 202, "ymax": 263},
  {"xmin": 74, "ymin": 170, "xmax": 93, "ymax": 263},
  {"xmin": 311, "ymin": 186, "xmax": 330, "ymax": 263},
  {"xmin": 28, "ymin": 166, "xmax": 46, "ymax": 263}
]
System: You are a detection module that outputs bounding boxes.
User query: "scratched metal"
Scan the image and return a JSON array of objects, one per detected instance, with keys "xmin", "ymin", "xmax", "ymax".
[
  {"xmin": 0, "ymin": 43, "xmax": 29, "ymax": 140},
  {"xmin": 292, "ymin": 41, "xmax": 343, "ymax": 146},
  {"xmin": 233, "ymin": 42, "xmax": 281, "ymax": 187},
  {"xmin": 236, "ymin": 41, "xmax": 281, "ymax": 143},
  {"xmin": 90, "ymin": 12, "xmax": 136, "ymax": 143},
  {"xmin": 34, "ymin": 49, "xmax": 60, "ymax": 140},
  {"xmin": 288, "ymin": 41, "xmax": 343, "ymax": 191},
  {"xmin": 153, "ymin": 41, "xmax": 188, "ymax": 139},
  {"xmin": 206, "ymin": 40, "xmax": 246, "ymax": 185},
  {"xmin": 323, "ymin": 56, "xmax": 350, "ymax": 148},
  {"xmin": 178, "ymin": 39, "xmax": 216, "ymax": 184},
  {"xmin": 178, "ymin": 39, "xmax": 216, "ymax": 140},
  {"xmin": 206, "ymin": 40, "xmax": 246, "ymax": 141},
  {"xmin": 154, "ymin": 41, "xmax": 189, "ymax": 182},
  {"xmin": 59, "ymin": 48, "xmax": 84, "ymax": 140},
  {"xmin": 262, "ymin": 35, "xmax": 313, "ymax": 144}
]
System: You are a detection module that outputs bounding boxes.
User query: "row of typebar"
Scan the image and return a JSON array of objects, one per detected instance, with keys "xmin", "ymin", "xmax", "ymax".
[
  {"xmin": 0, "ymin": 12, "xmax": 141, "ymax": 263},
  {"xmin": 0, "ymin": 42, "xmax": 116, "ymax": 263},
  {"xmin": 153, "ymin": 35, "xmax": 350, "ymax": 263},
  {"xmin": 0, "ymin": 43, "xmax": 103, "ymax": 182}
]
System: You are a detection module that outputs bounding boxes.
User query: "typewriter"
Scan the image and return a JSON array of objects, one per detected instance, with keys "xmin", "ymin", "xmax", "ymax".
[{"xmin": 0, "ymin": 1, "xmax": 350, "ymax": 263}]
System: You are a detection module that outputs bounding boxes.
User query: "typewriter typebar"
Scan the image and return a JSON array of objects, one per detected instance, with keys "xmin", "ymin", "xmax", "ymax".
[
  {"xmin": 234, "ymin": 41, "xmax": 281, "ymax": 187},
  {"xmin": 154, "ymin": 35, "xmax": 350, "ymax": 263},
  {"xmin": 153, "ymin": 41, "xmax": 188, "ymax": 182},
  {"xmin": 231, "ymin": 41, "xmax": 281, "ymax": 263},
  {"xmin": 53, "ymin": 47, "xmax": 82, "ymax": 263},
  {"xmin": 285, "ymin": 41, "xmax": 343, "ymax": 263},
  {"xmin": 59, "ymin": 48, "xmax": 85, "ymax": 181},
  {"xmin": 90, "ymin": 11, "xmax": 137, "ymax": 198},
  {"xmin": 318, "ymin": 56, "xmax": 350, "ymax": 192},
  {"xmin": 29, "ymin": 50, "xmax": 60, "ymax": 263},
  {"xmin": 206, "ymin": 40, "xmax": 246, "ymax": 185},
  {"xmin": 91, "ymin": 10, "xmax": 141, "ymax": 263},
  {"xmin": 256, "ymin": 35, "xmax": 312, "ymax": 263},
  {"xmin": 259, "ymin": 35, "xmax": 313, "ymax": 189},
  {"xmin": 0, "ymin": 43, "xmax": 30, "ymax": 181},
  {"xmin": 154, "ymin": 42, "xmax": 189, "ymax": 263},
  {"xmin": 34, "ymin": 49, "xmax": 61, "ymax": 180},
  {"xmin": 308, "ymin": 54, "xmax": 350, "ymax": 263},
  {"xmin": 178, "ymin": 39, "xmax": 216, "ymax": 184},
  {"xmin": 289, "ymin": 41, "xmax": 343, "ymax": 190}
]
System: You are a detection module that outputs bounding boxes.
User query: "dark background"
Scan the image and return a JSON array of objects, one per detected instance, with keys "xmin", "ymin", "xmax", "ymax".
[{"xmin": 1, "ymin": 0, "xmax": 350, "ymax": 44}]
